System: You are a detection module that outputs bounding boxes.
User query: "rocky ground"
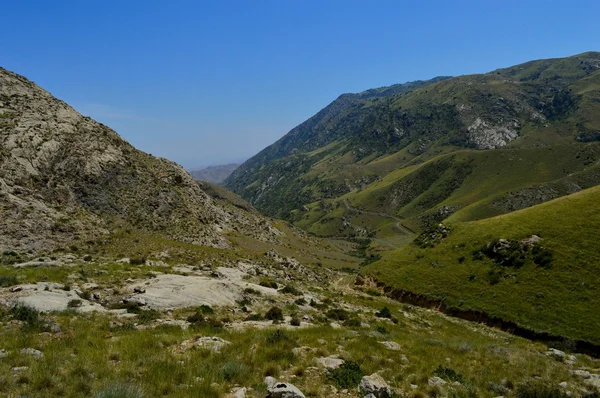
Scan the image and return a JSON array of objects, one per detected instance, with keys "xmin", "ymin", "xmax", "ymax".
[{"xmin": 1, "ymin": 249, "xmax": 599, "ymax": 397}]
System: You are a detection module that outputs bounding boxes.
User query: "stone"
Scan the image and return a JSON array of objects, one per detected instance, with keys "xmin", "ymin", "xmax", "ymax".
[
  {"xmin": 359, "ymin": 373, "xmax": 392, "ymax": 398},
  {"xmin": 314, "ymin": 356, "xmax": 344, "ymax": 369},
  {"xmin": 20, "ymin": 348, "xmax": 43, "ymax": 359},
  {"xmin": 265, "ymin": 376, "xmax": 305, "ymax": 398},
  {"xmin": 177, "ymin": 336, "xmax": 231, "ymax": 353},
  {"xmin": 379, "ymin": 341, "xmax": 401, "ymax": 351},
  {"xmin": 558, "ymin": 382, "xmax": 568, "ymax": 388},
  {"xmin": 546, "ymin": 348, "xmax": 566, "ymax": 359},
  {"xmin": 233, "ymin": 387, "xmax": 247, "ymax": 398},
  {"xmin": 428, "ymin": 376, "xmax": 447, "ymax": 387}
]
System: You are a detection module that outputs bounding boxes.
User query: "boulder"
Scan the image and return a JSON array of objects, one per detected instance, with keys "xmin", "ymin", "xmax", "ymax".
[
  {"xmin": 265, "ymin": 376, "xmax": 305, "ymax": 398},
  {"xmin": 359, "ymin": 373, "xmax": 392, "ymax": 398}
]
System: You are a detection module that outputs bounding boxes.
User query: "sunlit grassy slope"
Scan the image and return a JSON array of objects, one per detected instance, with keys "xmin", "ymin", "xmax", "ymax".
[{"xmin": 363, "ymin": 185, "xmax": 600, "ymax": 344}]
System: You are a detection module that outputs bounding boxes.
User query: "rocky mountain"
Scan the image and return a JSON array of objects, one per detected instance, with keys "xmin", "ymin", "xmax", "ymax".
[
  {"xmin": 0, "ymin": 67, "xmax": 279, "ymax": 252},
  {"xmin": 225, "ymin": 52, "xmax": 600, "ymax": 239},
  {"xmin": 189, "ymin": 163, "xmax": 240, "ymax": 185}
]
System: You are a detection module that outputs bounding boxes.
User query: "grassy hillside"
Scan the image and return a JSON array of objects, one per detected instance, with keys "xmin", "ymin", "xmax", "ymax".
[{"xmin": 362, "ymin": 185, "xmax": 600, "ymax": 345}]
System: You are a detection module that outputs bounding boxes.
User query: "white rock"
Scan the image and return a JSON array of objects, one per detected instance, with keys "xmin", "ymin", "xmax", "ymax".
[
  {"xmin": 265, "ymin": 377, "xmax": 305, "ymax": 398},
  {"xmin": 359, "ymin": 373, "xmax": 392, "ymax": 398},
  {"xmin": 314, "ymin": 356, "xmax": 344, "ymax": 369},
  {"xmin": 379, "ymin": 341, "xmax": 401, "ymax": 351},
  {"xmin": 428, "ymin": 376, "xmax": 447, "ymax": 387},
  {"xmin": 233, "ymin": 387, "xmax": 247, "ymax": 398},
  {"xmin": 20, "ymin": 348, "xmax": 43, "ymax": 358}
]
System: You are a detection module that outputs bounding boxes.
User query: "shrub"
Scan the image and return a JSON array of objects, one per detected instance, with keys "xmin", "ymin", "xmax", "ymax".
[
  {"xmin": 137, "ymin": 309, "xmax": 160, "ymax": 324},
  {"xmin": 11, "ymin": 304, "xmax": 43, "ymax": 330},
  {"xmin": 281, "ymin": 285, "xmax": 302, "ymax": 296},
  {"xmin": 68, "ymin": 299, "xmax": 83, "ymax": 308},
  {"xmin": 326, "ymin": 308, "xmax": 349, "ymax": 321},
  {"xmin": 294, "ymin": 297, "xmax": 307, "ymax": 306},
  {"xmin": 186, "ymin": 312, "xmax": 204, "ymax": 324},
  {"xmin": 244, "ymin": 313, "xmax": 262, "ymax": 321},
  {"xmin": 375, "ymin": 307, "xmax": 392, "ymax": 319},
  {"xmin": 259, "ymin": 279, "xmax": 278, "ymax": 289},
  {"xmin": 129, "ymin": 258, "xmax": 146, "ymax": 265},
  {"xmin": 433, "ymin": 365, "xmax": 465, "ymax": 383},
  {"xmin": 290, "ymin": 317, "xmax": 301, "ymax": 327},
  {"xmin": 328, "ymin": 361, "xmax": 364, "ymax": 388},
  {"xmin": 532, "ymin": 246, "xmax": 553, "ymax": 269},
  {"xmin": 375, "ymin": 325, "xmax": 389, "ymax": 334},
  {"xmin": 196, "ymin": 305, "xmax": 214, "ymax": 315},
  {"xmin": 0, "ymin": 276, "xmax": 18, "ymax": 287},
  {"xmin": 221, "ymin": 362, "xmax": 246, "ymax": 382},
  {"xmin": 344, "ymin": 318, "xmax": 361, "ymax": 327},
  {"xmin": 265, "ymin": 306, "xmax": 284, "ymax": 322},
  {"xmin": 266, "ymin": 329, "xmax": 292, "ymax": 344},
  {"xmin": 243, "ymin": 288, "xmax": 261, "ymax": 295}
]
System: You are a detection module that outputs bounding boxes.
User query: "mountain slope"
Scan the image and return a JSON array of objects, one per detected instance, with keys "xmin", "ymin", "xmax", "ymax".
[
  {"xmin": 0, "ymin": 67, "xmax": 277, "ymax": 252},
  {"xmin": 225, "ymin": 52, "xmax": 600, "ymax": 241},
  {"xmin": 189, "ymin": 163, "xmax": 240, "ymax": 184},
  {"xmin": 363, "ymin": 185, "xmax": 600, "ymax": 345}
]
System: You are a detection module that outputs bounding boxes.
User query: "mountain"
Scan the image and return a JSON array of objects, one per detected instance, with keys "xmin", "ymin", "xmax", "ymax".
[
  {"xmin": 225, "ymin": 52, "xmax": 600, "ymax": 244},
  {"xmin": 189, "ymin": 163, "xmax": 240, "ymax": 184},
  {"xmin": 0, "ymin": 68, "xmax": 277, "ymax": 252}
]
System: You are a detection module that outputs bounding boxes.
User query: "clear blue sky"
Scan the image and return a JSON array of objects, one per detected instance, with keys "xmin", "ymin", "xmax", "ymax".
[{"xmin": 2, "ymin": 1, "xmax": 598, "ymax": 169}]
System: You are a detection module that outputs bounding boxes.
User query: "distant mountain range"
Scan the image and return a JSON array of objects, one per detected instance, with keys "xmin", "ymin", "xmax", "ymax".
[{"xmin": 189, "ymin": 163, "xmax": 240, "ymax": 184}]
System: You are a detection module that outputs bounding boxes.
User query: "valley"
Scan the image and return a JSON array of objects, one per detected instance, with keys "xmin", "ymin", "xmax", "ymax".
[{"xmin": 1, "ymin": 51, "xmax": 600, "ymax": 398}]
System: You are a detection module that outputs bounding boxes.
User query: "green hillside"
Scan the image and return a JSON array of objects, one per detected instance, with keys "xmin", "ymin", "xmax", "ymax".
[
  {"xmin": 225, "ymin": 52, "xmax": 600, "ymax": 244},
  {"xmin": 363, "ymin": 185, "xmax": 600, "ymax": 345}
]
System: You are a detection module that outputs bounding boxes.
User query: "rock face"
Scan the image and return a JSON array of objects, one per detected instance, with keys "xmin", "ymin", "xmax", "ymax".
[
  {"xmin": 0, "ymin": 67, "xmax": 280, "ymax": 252},
  {"xmin": 359, "ymin": 373, "xmax": 392, "ymax": 398}
]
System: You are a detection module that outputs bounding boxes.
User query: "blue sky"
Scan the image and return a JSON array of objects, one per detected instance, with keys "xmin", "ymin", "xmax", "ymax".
[{"xmin": 2, "ymin": 1, "xmax": 599, "ymax": 169}]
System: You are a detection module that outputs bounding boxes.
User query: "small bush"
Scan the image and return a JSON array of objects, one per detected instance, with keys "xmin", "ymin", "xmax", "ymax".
[
  {"xmin": 281, "ymin": 285, "xmax": 302, "ymax": 296},
  {"xmin": 266, "ymin": 329, "xmax": 292, "ymax": 344},
  {"xmin": 244, "ymin": 313, "xmax": 262, "ymax": 321},
  {"xmin": 265, "ymin": 306, "xmax": 284, "ymax": 322},
  {"xmin": 328, "ymin": 361, "xmax": 364, "ymax": 389},
  {"xmin": 375, "ymin": 325, "xmax": 389, "ymax": 334},
  {"xmin": 326, "ymin": 308, "xmax": 349, "ymax": 321},
  {"xmin": 196, "ymin": 305, "xmax": 214, "ymax": 315},
  {"xmin": 259, "ymin": 279, "xmax": 278, "ymax": 289},
  {"xmin": 137, "ymin": 309, "xmax": 160, "ymax": 324},
  {"xmin": 344, "ymin": 318, "xmax": 361, "ymax": 327},
  {"xmin": 243, "ymin": 288, "xmax": 261, "ymax": 295},
  {"xmin": 433, "ymin": 365, "xmax": 465, "ymax": 383},
  {"xmin": 68, "ymin": 299, "xmax": 83, "ymax": 308},
  {"xmin": 0, "ymin": 276, "xmax": 18, "ymax": 287},
  {"xmin": 532, "ymin": 246, "xmax": 553, "ymax": 269},
  {"xmin": 290, "ymin": 317, "xmax": 301, "ymax": 327},
  {"xmin": 186, "ymin": 312, "xmax": 204, "ymax": 324},
  {"xmin": 221, "ymin": 362, "xmax": 246, "ymax": 382},
  {"xmin": 129, "ymin": 257, "xmax": 146, "ymax": 265},
  {"xmin": 375, "ymin": 307, "xmax": 392, "ymax": 318},
  {"xmin": 294, "ymin": 297, "xmax": 307, "ymax": 306},
  {"xmin": 11, "ymin": 305, "xmax": 43, "ymax": 330}
]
